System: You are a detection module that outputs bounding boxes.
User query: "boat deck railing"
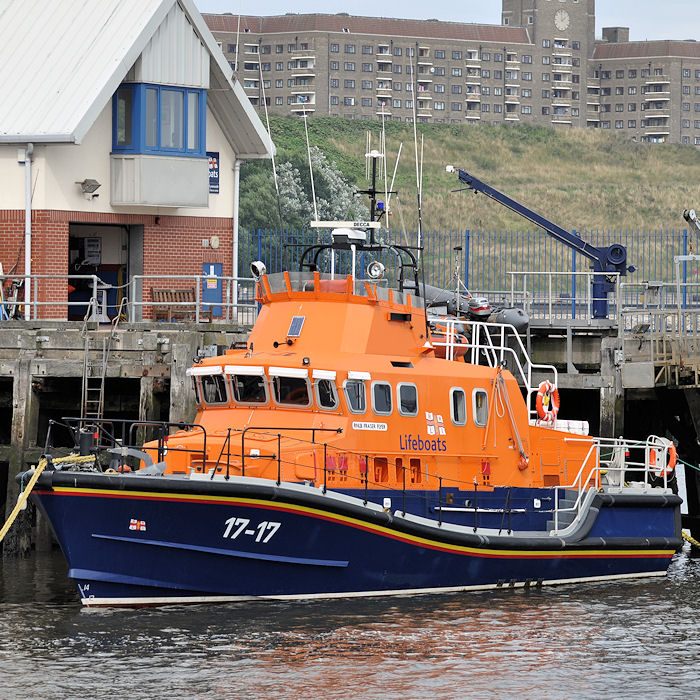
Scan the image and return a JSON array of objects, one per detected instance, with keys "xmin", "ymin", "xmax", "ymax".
[
  {"xmin": 429, "ymin": 317, "xmax": 557, "ymax": 415},
  {"xmin": 551, "ymin": 435, "xmax": 676, "ymax": 534},
  {"xmin": 47, "ymin": 418, "xmax": 675, "ymax": 536}
]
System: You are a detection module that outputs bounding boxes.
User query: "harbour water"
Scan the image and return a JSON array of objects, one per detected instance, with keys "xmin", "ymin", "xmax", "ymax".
[{"xmin": 0, "ymin": 547, "xmax": 699, "ymax": 699}]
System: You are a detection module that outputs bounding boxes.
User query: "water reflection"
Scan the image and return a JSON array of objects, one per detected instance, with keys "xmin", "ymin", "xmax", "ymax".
[{"xmin": 0, "ymin": 548, "xmax": 699, "ymax": 698}]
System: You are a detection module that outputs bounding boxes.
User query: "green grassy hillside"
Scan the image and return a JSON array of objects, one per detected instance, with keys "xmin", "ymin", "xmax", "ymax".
[{"xmin": 251, "ymin": 116, "xmax": 700, "ymax": 233}]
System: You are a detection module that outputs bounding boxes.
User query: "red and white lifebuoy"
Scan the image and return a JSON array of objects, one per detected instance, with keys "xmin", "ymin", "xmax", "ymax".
[
  {"xmin": 536, "ymin": 380, "xmax": 560, "ymax": 425},
  {"xmin": 647, "ymin": 436, "xmax": 677, "ymax": 477}
]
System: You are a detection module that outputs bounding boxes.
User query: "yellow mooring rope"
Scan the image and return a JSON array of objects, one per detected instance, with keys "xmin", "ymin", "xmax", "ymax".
[
  {"xmin": 682, "ymin": 530, "xmax": 700, "ymax": 550},
  {"xmin": 0, "ymin": 454, "xmax": 96, "ymax": 543}
]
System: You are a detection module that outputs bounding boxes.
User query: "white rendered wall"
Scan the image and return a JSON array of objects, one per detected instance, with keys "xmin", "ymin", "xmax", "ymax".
[{"xmin": 0, "ymin": 102, "xmax": 235, "ymax": 218}]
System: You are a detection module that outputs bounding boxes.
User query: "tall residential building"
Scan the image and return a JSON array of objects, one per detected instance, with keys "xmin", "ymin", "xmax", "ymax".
[{"xmin": 203, "ymin": 0, "xmax": 700, "ymax": 145}]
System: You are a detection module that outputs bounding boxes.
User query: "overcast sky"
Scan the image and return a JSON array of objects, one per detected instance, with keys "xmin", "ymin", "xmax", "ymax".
[{"xmin": 194, "ymin": 0, "xmax": 700, "ymax": 43}]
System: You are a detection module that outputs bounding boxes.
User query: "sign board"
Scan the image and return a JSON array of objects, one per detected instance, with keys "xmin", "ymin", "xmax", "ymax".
[
  {"xmin": 84, "ymin": 237, "xmax": 102, "ymax": 265},
  {"xmin": 207, "ymin": 152, "xmax": 219, "ymax": 194}
]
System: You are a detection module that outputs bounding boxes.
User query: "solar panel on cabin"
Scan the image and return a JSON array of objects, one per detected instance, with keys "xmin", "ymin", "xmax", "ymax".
[{"xmin": 287, "ymin": 316, "xmax": 305, "ymax": 337}]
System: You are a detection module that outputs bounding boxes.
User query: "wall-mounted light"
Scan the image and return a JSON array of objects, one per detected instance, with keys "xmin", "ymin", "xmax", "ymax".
[{"xmin": 76, "ymin": 179, "xmax": 101, "ymax": 194}]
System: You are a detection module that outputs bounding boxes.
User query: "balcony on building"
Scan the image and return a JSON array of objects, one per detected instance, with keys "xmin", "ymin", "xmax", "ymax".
[
  {"xmin": 417, "ymin": 48, "xmax": 432, "ymax": 66},
  {"xmin": 506, "ymin": 53, "xmax": 519, "ymax": 64},
  {"xmin": 465, "ymin": 106, "xmax": 481, "ymax": 120},
  {"xmin": 466, "ymin": 50, "xmax": 480, "ymax": 66},
  {"xmin": 465, "ymin": 87, "xmax": 481, "ymax": 103},
  {"xmin": 646, "ymin": 76, "xmax": 670, "ymax": 85},
  {"xmin": 645, "ymin": 92, "xmax": 670, "ymax": 102}
]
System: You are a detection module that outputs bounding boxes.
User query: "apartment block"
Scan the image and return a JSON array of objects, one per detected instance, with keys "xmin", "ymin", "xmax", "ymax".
[{"xmin": 203, "ymin": 0, "xmax": 700, "ymax": 145}]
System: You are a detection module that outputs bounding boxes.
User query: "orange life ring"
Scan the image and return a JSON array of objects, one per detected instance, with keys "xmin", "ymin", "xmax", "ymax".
[
  {"xmin": 649, "ymin": 437, "xmax": 677, "ymax": 477},
  {"xmin": 536, "ymin": 380, "xmax": 560, "ymax": 424}
]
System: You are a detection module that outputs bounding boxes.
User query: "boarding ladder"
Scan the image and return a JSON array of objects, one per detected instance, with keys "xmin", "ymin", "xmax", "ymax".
[{"xmin": 80, "ymin": 297, "xmax": 127, "ymax": 421}]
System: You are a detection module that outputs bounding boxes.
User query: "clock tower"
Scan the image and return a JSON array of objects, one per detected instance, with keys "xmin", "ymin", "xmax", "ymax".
[{"xmin": 501, "ymin": 0, "xmax": 595, "ymax": 58}]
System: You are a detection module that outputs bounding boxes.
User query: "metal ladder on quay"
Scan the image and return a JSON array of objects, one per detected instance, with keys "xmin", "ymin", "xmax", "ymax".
[{"xmin": 80, "ymin": 297, "xmax": 127, "ymax": 421}]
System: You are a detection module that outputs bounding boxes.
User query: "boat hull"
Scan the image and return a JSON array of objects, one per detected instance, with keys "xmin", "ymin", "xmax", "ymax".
[{"xmin": 29, "ymin": 471, "xmax": 682, "ymax": 607}]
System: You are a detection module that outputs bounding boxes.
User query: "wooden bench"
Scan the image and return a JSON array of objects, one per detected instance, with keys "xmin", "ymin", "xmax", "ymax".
[{"xmin": 151, "ymin": 288, "xmax": 211, "ymax": 322}]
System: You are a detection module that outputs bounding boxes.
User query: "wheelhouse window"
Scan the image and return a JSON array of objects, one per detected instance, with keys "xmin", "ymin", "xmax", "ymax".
[
  {"xmin": 314, "ymin": 371, "xmax": 339, "ymax": 410},
  {"xmin": 271, "ymin": 372, "xmax": 311, "ymax": 407},
  {"xmin": 225, "ymin": 366, "xmax": 268, "ymax": 405},
  {"xmin": 344, "ymin": 379, "xmax": 366, "ymax": 414},
  {"xmin": 200, "ymin": 375, "xmax": 228, "ymax": 405},
  {"xmin": 233, "ymin": 375, "xmax": 267, "ymax": 404},
  {"xmin": 372, "ymin": 382, "xmax": 393, "ymax": 415},
  {"xmin": 450, "ymin": 388, "xmax": 467, "ymax": 426},
  {"xmin": 187, "ymin": 367, "xmax": 228, "ymax": 406},
  {"xmin": 473, "ymin": 389, "xmax": 489, "ymax": 427},
  {"xmin": 397, "ymin": 383, "xmax": 418, "ymax": 416},
  {"xmin": 112, "ymin": 83, "xmax": 207, "ymax": 157}
]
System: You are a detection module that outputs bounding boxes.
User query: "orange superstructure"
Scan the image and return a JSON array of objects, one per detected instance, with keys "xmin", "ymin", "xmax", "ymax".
[{"xmin": 154, "ymin": 269, "xmax": 593, "ymax": 494}]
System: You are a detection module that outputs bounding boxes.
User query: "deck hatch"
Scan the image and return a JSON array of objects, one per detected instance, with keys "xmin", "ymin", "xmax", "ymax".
[{"xmin": 287, "ymin": 316, "xmax": 305, "ymax": 337}]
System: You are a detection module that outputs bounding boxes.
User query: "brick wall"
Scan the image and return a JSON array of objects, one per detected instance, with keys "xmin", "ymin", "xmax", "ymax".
[{"xmin": 0, "ymin": 209, "xmax": 233, "ymax": 319}]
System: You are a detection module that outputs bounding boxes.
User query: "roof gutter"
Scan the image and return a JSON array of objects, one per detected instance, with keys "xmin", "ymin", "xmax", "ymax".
[
  {"xmin": 0, "ymin": 134, "xmax": 75, "ymax": 143},
  {"xmin": 24, "ymin": 142, "xmax": 33, "ymax": 320}
]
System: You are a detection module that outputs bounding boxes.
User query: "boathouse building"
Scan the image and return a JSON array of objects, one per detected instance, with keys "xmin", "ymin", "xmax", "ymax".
[{"xmin": 0, "ymin": 0, "xmax": 272, "ymax": 322}]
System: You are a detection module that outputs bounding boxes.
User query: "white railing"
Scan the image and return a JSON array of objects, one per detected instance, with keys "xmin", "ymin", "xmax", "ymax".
[
  {"xmin": 507, "ymin": 270, "xmax": 621, "ymax": 324},
  {"xmin": 1, "ymin": 273, "xmax": 106, "ymax": 322},
  {"xmin": 430, "ymin": 318, "xmax": 557, "ymax": 410},
  {"xmin": 0, "ymin": 273, "xmax": 259, "ymax": 325},
  {"xmin": 551, "ymin": 435, "xmax": 676, "ymax": 533},
  {"xmin": 129, "ymin": 274, "xmax": 258, "ymax": 324}
]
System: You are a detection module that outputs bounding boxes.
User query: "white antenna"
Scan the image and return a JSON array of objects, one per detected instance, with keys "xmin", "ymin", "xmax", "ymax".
[
  {"xmin": 258, "ymin": 55, "xmax": 282, "ymax": 227},
  {"xmin": 410, "ymin": 44, "xmax": 423, "ymax": 258},
  {"xmin": 234, "ymin": 1, "xmax": 242, "ymax": 74},
  {"xmin": 387, "ymin": 142, "xmax": 402, "ymax": 211},
  {"xmin": 365, "ymin": 131, "xmax": 371, "ymax": 180},
  {"xmin": 419, "ymin": 134, "xmax": 424, "ymax": 216},
  {"xmin": 303, "ymin": 111, "xmax": 319, "ymax": 223},
  {"xmin": 380, "ymin": 111, "xmax": 389, "ymax": 221}
]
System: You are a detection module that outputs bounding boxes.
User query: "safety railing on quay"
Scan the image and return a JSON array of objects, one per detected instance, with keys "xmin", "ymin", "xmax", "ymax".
[
  {"xmin": 618, "ymin": 262, "xmax": 700, "ymax": 384},
  {"xmin": 0, "ymin": 272, "xmax": 259, "ymax": 325},
  {"xmin": 128, "ymin": 274, "xmax": 258, "ymax": 325},
  {"xmin": 507, "ymin": 271, "xmax": 621, "ymax": 325},
  {"xmin": 0, "ymin": 273, "xmax": 119, "ymax": 323}
]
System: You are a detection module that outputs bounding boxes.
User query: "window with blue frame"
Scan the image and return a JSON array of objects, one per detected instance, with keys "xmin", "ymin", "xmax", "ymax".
[{"xmin": 112, "ymin": 83, "xmax": 206, "ymax": 157}]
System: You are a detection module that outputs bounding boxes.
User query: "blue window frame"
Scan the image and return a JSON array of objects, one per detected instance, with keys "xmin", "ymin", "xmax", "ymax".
[{"xmin": 112, "ymin": 83, "xmax": 207, "ymax": 157}]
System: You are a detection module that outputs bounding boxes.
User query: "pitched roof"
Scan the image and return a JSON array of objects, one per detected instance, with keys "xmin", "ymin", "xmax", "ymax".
[
  {"xmin": 203, "ymin": 13, "xmax": 531, "ymax": 44},
  {"xmin": 0, "ymin": 0, "xmax": 273, "ymax": 158},
  {"xmin": 594, "ymin": 40, "xmax": 700, "ymax": 60}
]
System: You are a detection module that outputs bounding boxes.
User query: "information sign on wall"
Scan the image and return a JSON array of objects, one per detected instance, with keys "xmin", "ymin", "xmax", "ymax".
[{"xmin": 207, "ymin": 152, "xmax": 219, "ymax": 194}]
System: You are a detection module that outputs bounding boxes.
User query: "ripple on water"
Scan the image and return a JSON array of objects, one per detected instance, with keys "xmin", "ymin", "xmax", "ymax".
[{"xmin": 1, "ymin": 549, "xmax": 700, "ymax": 698}]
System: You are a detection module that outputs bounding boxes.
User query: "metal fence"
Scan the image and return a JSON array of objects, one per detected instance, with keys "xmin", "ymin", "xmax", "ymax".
[{"xmin": 241, "ymin": 227, "xmax": 698, "ymax": 308}]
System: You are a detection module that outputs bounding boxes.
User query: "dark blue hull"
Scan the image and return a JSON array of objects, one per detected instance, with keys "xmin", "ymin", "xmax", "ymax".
[{"xmin": 29, "ymin": 471, "xmax": 682, "ymax": 606}]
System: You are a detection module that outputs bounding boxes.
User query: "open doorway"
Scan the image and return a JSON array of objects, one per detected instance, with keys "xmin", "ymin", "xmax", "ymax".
[{"xmin": 68, "ymin": 224, "xmax": 129, "ymax": 321}]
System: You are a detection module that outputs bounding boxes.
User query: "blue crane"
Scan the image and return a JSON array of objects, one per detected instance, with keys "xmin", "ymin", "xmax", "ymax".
[{"xmin": 456, "ymin": 169, "xmax": 635, "ymax": 319}]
